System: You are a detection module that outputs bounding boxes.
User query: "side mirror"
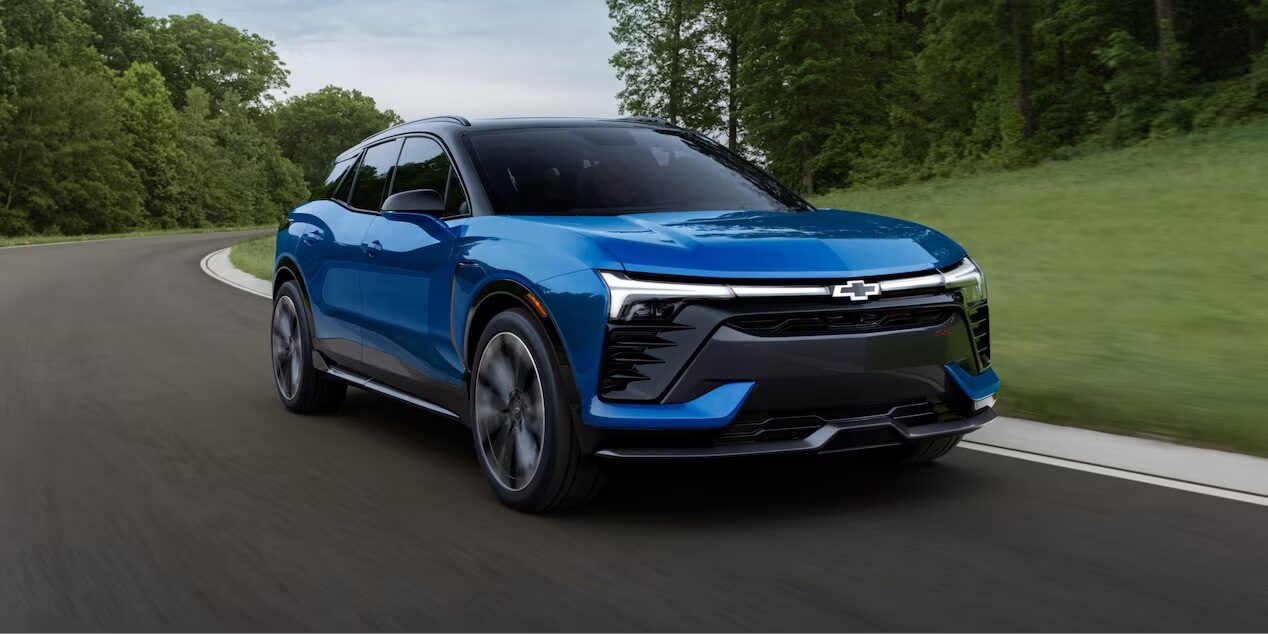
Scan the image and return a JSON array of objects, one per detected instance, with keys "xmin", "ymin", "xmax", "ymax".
[{"xmin": 382, "ymin": 188, "xmax": 445, "ymax": 215}]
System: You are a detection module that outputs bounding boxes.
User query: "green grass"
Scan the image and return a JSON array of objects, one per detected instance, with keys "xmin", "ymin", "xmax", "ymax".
[
  {"xmin": 0, "ymin": 225, "xmax": 272, "ymax": 248},
  {"xmin": 812, "ymin": 120, "xmax": 1268, "ymax": 455},
  {"xmin": 229, "ymin": 235, "xmax": 275, "ymax": 281}
]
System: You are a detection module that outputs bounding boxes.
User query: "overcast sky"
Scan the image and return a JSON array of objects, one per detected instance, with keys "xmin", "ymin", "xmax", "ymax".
[{"xmin": 139, "ymin": 0, "xmax": 623, "ymax": 120}]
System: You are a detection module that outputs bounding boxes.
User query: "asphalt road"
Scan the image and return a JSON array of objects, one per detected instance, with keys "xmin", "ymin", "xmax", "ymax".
[{"xmin": 2, "ymin": 230, "xmax": 1267, "ymax": 632}]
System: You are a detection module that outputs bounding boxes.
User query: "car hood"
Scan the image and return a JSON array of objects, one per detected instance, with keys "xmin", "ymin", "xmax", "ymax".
[{"xmin": 511, "ymin": 209, "xmax": 966, "ymax": 279}]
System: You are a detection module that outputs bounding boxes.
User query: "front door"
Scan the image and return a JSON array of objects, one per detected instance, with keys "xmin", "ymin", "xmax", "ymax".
[{"xmin": 359, "ymin": 136, "xmax": 469, "ymax": 407}]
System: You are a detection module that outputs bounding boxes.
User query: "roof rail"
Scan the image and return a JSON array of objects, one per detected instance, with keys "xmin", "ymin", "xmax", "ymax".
[
  {"xmin": 616, "ymin": 116, "xmax": 675, "ymax": 127},
  {"xmin": 412, "ymin": 115, "xmax": 471, "ymax": 126},
  {"xmin": 351, "ymin": 115, "xmax": 472, "ymax": 149}
]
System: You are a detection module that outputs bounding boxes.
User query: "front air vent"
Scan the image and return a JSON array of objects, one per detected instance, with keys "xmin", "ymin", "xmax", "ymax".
[
  {"xmin": 727, "ymin": 307, "xmax": 955, "ymax": 337},
  {"xmin": 967, "ymin": 303, "xmax": 991, "ymax": 368},
  {"xmin": 600, "ymin": 326, "xmax": 685, "ymax": 395}
]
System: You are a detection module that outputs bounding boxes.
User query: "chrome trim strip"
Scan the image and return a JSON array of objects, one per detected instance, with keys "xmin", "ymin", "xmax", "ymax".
[
  {"xmin": 602, "ymin": 259, "xmax": 981, "ymax": 319},
  {"xmin": 325, "ymin": 367, "xmax": 460, "ymax": 419},
  {"xmin": 730, "ymin": 284, "xmax": 830, "ymax": 297}
]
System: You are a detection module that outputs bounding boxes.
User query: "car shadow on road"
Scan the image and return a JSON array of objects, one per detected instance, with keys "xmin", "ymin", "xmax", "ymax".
[{"xmin": 331, "ymin": 391, "xmax": 995, "ymax": 525}]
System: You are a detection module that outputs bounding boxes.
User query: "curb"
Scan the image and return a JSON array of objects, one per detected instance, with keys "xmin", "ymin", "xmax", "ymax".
[
  {"xmin": 201, "ymin": 247, "xmax": 1268, "ymax": 508},
  {"xmin": 200, "ymin": 247, "xmax": 270, "ymax": 298}
]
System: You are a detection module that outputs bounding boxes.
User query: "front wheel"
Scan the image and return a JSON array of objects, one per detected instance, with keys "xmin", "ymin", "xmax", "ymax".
[
  {"xmin": 470, "ymin": 308, "xmax": 604, "ymax": 512},
  {"xmin": 887, "ymin": 434, "xmax": 963, "ymax": 465}
]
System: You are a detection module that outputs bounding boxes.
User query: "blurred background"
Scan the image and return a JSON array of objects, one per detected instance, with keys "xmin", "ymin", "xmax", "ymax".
[{"xmin": 2, "ymin": 0, "xmax": 1263, "ymax": 455}]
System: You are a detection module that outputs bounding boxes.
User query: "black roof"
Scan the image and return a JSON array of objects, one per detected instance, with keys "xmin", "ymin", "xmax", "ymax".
[{"xmin": 337, "ymin": 116, "xmax": 680, "ymax": 162}]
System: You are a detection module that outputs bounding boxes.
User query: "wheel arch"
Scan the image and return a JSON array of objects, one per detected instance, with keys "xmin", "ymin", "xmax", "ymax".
[
  {"xmin": 272, "ymin": 256, "xmax": 306, "ymax": 300},
  {"xmin": 464, "ymin": 279, "xmax": 570, "ymax": 372}
]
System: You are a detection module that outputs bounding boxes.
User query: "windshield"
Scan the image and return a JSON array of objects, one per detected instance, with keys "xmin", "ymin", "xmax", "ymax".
[{"xmin": 465, "ymin": 126, "xmax": 811, "ymax": 215}]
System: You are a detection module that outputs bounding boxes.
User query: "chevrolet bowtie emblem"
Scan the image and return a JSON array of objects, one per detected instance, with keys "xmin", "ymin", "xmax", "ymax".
[{"xmin": 832, "ymin": 280, "xmax": 881, "ymax": 301}]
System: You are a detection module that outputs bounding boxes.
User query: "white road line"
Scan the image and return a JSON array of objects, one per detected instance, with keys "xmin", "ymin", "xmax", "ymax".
[
  {"xmin": 199, "ymin": 248, "xmax": 271, "ymax": 298},
  {"xmin": 963, "ymin": 441, "xmax": 1268, "ymax": 508}
]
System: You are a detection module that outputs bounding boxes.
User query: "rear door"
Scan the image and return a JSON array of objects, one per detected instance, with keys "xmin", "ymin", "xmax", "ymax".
[{"xmin": 359, "ymin": 135, "xmax": 469, "ymax": 407}]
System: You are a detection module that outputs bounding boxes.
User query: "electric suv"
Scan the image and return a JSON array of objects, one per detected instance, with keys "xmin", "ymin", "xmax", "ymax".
[{"xmin": 270, "ymin": 116, "xmax": 999, "ymax": 512}]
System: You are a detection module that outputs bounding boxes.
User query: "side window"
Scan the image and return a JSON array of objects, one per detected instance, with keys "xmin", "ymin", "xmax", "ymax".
[
  {"xmin": 445, "ymin": 168, "xmax": 468, "ymax": 215},
  {"xmin": 312, "ymin": 157, "xmax": 356, "ymax": 201},
  {"xmin": 348, "ymin": 139, "xmax": 402, "ymax": 212},
  {"xmin": 332, "ymin": 155, "xmax": 359, "ymax": 202},
  {"xmin": 391, "ymin": 137, "xmax": 449, "ymax": 197},
  {"xmin": 392, "ymin": 136, "xmax": 469, "ymax": 216}
]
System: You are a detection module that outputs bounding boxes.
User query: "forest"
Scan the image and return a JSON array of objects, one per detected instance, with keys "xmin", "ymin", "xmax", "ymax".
[
  {"xmin": 1, "ymin": 0, "xmax": 1264, "ymax": 237},
  {"xmin": 608, "ymin": 0, "xmax": 1268, "ymax": 193},
  {"xmin": 0, "ymin": 0, "xmax": 400, "ymax": 237}
]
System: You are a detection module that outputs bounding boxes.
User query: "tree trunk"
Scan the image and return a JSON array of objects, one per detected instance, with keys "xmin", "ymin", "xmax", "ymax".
[
  {"xmin": 727, "ymin": 31, "xmax": 739, "ymax": 150},
  {"xmin": 1004, "ymin": 0, "xmax": 1035, "ymax": 141},
  {"xmin": 668, "ymin": 0, "xmax": 683, "ymax": 125},
  {"xmin": 799, "ymin": 147, "xmax": 814, "ymax": 195},
  {"xmin": 1155, "ymin": 0, "xmax": 1176, "ymax": 80}
]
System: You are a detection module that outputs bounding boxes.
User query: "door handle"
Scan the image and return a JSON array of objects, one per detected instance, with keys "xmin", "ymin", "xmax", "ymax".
[
  {"xmin": 364, "ymin": 240, "xmax": 383, "ymax": 257},
  {"xmin": 300, "ymin": 230, "xmax": 322, "ymax": 245}
]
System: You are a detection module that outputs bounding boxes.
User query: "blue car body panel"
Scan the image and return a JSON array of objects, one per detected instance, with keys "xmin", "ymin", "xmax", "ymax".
[
  {"xmin": 507, "ymin": 209, "xmax": 966, "ymax": 279},
  {"xmin": 280, "ymin": 206, "xmax": 996, "ymax": 431}
]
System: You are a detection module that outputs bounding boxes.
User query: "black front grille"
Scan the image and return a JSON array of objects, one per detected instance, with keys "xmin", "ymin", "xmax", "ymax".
[
  {"xmin": 600, "ymin": 326, "xmax": 684, "ymax": 394},
  {"xmin": 726, "ymin": 306, "xmax": 955, "ymax": 337},
  {"xmin": 967, "ymin": 303, "xmax": 991, "ymax": 367}
]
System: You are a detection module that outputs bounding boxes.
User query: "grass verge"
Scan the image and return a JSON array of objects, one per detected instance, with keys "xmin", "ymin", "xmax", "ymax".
[
  {"xmin": 229, "ymin": 235, "xmax": 275, "ymax": 281},
  {"xmin": 812, "ymin": 120, "xmax": 1268, "ymax": 456},
  {"xmin": 0, "ymin": 225, "xmax": 272, "ymax": 248}
]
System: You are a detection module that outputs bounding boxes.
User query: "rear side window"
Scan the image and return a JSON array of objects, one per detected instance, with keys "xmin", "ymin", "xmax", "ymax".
[
  {"xmin": 391, "ymin": 136, "xmax": 469, "ymax": 216},
  {"xmin": 312, "ymin": 157, "xmax": 356, "ymax": 201},
  {"xmin": 348, "ymin": 139, "xmax": 402, "ymax": 211}
]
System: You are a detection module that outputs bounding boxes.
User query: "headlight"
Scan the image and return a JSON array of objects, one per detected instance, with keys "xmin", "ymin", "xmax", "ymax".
[
  {"xmin": 943, "ymin": 258, "xmax": 987, "ymax": 303},
  {"xmin": 599, "ymin": 272, "xmax": 732, "ymax": 320}
]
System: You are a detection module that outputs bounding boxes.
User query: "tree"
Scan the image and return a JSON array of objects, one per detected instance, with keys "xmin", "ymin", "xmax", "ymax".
[
  {"xmin": 151, "ymin": 14, "xmax": 288, "ymax": 110},
  {"xmin": 82, "ymin": 0, "xmax": 155, "ymax": 71},
  {"xmin": 0, "ymin": 47, "xmax": 143, "ymax": 234},
  {"xmin": 739, "ymin": 0, "xmax": 879, "ymax": 193},
  {"xmin": 608, "ymin": 0, "xmax": 725, "ymax": 133},
  {"xmin": 115, "ymin": 62, "xmax": 180, "ymax": 227},
  {"xmin": 271, "ymin": 86, "xmax": 402, "ymax": 191}
]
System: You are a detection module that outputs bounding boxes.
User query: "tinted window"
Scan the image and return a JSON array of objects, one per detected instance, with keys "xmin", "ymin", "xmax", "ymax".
[
  {"xmin": 348, "ymin": 139, "xmax": 402, "ymax": 211},
  {"xmin": 444, "ymin": 168, "xmax": 468, "ymax": 216},
  {"xmin": 391, "ymin": 136, "xmax": 469, "ymax": 216},
  {"xmin": 391, "ymin": 137, "xmax": 449, "ymax": 197},
  {"xmin": 312, "ymin": 157, "xmax": 356, "ymax": 201},
  {"xmin": 466, "ymin": 126, "xmax": 809, "ymax": 215},
  {"xmin": 332, "ymin": 155, "xmax": 357, "ymax": 202}
]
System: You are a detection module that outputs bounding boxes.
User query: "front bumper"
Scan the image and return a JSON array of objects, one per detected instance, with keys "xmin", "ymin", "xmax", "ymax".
[
  {"xmin": 579, "ymin": 286, "xmax": 998, "ymax": 457},
  {"xmin": 595, "ymin": 406, "xmax": 996, "ymax": 458}
]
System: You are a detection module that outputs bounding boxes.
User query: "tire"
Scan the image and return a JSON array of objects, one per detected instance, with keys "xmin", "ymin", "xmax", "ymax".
[
  {"xmin": 890, "ymin": 434, "xmax": 963, "ymax": 465},
  {"xmin": 470, "ymin": 308, "xmax": 604, "ymax": 512},
  {"xmin": 271, "ymin": 280, "xmax": 346, "ymax": 414}
]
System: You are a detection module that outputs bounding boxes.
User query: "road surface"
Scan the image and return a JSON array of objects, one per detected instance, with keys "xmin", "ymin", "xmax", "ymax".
[{"xmin": 2, "ymin": 231, "xmax": 1266, "ymax": 631}]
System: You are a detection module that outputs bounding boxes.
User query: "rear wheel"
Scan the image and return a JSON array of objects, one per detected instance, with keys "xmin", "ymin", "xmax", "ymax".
[
  {"xmin": 471, "ymin": 308, "xmax": 604, "ymax": 512},
  {"xmin": 272, "ymin": 281, "xmax": 346, "ymax": 413}
]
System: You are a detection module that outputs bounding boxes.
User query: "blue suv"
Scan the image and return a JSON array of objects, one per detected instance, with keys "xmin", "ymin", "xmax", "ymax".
[{"xmin": 271, "ymin": 116, "xmax": 1000, "ymax": 511}]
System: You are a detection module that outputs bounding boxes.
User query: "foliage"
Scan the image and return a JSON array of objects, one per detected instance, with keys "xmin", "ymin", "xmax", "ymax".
[
  {"xmin": 812, "ymin": 120, "xmax": 1268, "ymax": 456},
  {"xmin": 151, "ymin": 13, "xmax": 288, "ymax": 111},
  {"xmin": 608, "ymin": 0, "xmax": 1268, "ymax": 192},
  {"xmin": 273, "ymin": 86, "xmax": 402, "ymax": 192},
  {"xmin": 607, "ymin": 0, "xmax": 726, "ymax": 134},
  {"xmin": 0, "ymin": 0, "xmax": 364, "ymax": 237}
]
